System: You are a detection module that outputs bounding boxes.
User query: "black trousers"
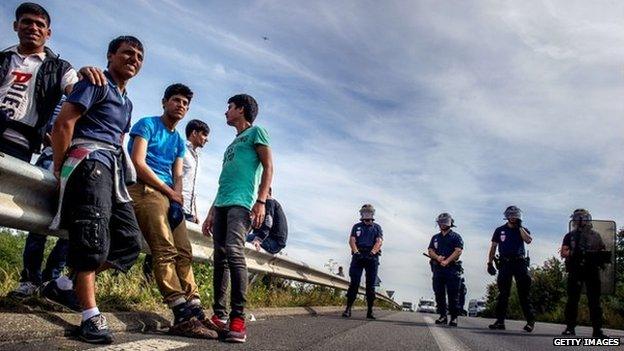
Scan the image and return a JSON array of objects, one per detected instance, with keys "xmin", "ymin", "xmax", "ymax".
[
  {"xmin": 346, "ymin": 253, "xmax": 379, "ymax": 308},
  {"xmin": 565, "ymin": 267, "xmax": 602, "ymax": 331},
  {"xmin": 432, "ymin": 267, "xmax": 461, "ymax": 318},
  {"xmin": 495, "ymin": 258, "xmax": 534, "ymax": 322}
]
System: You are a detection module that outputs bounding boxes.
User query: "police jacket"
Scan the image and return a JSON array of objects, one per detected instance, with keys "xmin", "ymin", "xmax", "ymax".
[
  {"xmin": 562, "ymin": 226, "xmax": 607, "ymax": 271},
  {"xmin": 0, "ymin": 47, "xmax": 73, "ymax": 152}
]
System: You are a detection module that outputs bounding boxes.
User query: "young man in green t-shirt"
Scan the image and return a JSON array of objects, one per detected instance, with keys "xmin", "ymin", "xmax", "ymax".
[{"xmin": 202, "ymin": 94, "xmax": 273, "ymax": 343}]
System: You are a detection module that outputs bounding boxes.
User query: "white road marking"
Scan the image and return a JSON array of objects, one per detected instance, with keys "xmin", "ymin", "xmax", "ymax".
[
  {"xmin": 88, "ymin": 338, "xmax": 190, "ymax": 351},
  {"xmin": 424, "ymin": 316, "xmax": 471, "ymax": 351}
]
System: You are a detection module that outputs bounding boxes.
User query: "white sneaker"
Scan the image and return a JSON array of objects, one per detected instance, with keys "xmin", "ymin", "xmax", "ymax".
[{"xmin": 9, "ymin": 281, "xmax": 38, "ymax": 299}]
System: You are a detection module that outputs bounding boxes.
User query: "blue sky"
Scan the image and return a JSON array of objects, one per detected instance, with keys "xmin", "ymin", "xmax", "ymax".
[{"xmin": 2, "ymin": 0, "xmax": 623, "ymax": 304}]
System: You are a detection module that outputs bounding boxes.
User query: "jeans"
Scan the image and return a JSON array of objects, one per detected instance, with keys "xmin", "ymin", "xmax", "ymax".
[
  {"xmin": 212, "ymin": 206, "xmax": 251, "ymax": 318},
  {"xmin": 20, "ymin": 233, "xmax": 69, "ymax": 285}
]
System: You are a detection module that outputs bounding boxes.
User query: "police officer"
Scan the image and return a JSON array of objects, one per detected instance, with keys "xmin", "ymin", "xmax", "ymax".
[
  {"xmin": 560, "ymin": 209, "xmax": 609, "ymax": 338},
  {"xmin": 342, "ymin": 204, "xmax": 383, "ymax": 320},
  {"xmin": 487, "ymin": 206, "xmax": 535, "ymax": 332},
  {"xmin": 428, "ymin": 213, "xmax": 464, "ymax": 326}
]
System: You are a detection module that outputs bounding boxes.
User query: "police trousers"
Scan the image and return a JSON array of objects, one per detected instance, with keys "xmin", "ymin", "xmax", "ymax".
[
  {"xmin": 495, "ymin": 258, "xmax": 534, "ymax": 322},
  {"xmin": 346, "ymin": 252, "xmax": 379, "ymax": 307},
  {"xmin": 432, "ymin": 267, "xmax": 461, "ymax": 317},
  {"xmin": 565, "ymin": 267, "xmax": 602, "ymax": 331}
]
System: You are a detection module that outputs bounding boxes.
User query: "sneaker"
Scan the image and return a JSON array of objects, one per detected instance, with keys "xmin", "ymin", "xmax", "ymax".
[
  {"xmin": 366, "ymin": 313, "xmax": 376, "ymax": 320},
  {"xmin": 435, "ymin": 315, "xmax": 448, "ymax": 325},
  {"xmin": 488, "ymin": 320, "xmax": 506, "ymax": 330},
  {"xmin": 523, "ymin": 320, "xmax": 535, "ymax": 333},
  {"xmin": 561, "ymin": 328, "xmax": 575, "ymax": 336},
  {"xmin": 8, "ymin": 281, "xmax": 38, "ymax": 299},
  {"xmin": 40, "ymin": 280, "xmax": 81, "ymax": 312},
  {"xmin": 342, "ymin": 308, "xmax": 352, "ymax": 318},
  {"xmin": 169, "ymin": 318, "xmax": 218, "ymax": 339},
  {"xmin": 449, "ymin": 317, "xmax": 458, "ymax": 327},
  {"xmin": 78, "ymin": 314, "xmax": 112, "ymax": 344},
  {"xmin": 225, "ymin": 316, "xmax": 246, "ymax": 343},
  {"xmin": 203, "ymin": 314, "xmax": 228, "ymax": 333},
  {"xmin": 592, "ymin": 329, "xmax": 608, "ymax": 339}
]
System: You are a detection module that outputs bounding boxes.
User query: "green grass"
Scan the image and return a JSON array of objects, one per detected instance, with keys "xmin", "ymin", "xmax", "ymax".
[{"xmin": 0, "ymin": 229, "xmax": 378, "ymax": 313}]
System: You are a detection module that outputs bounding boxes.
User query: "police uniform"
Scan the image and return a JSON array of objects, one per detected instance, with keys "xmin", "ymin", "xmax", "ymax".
[
  {"xmin": 345, "ymin": 221, "xmax": 383, "ymax": 313},
  {"xmin": 428, "ymin": 230, "xmax": 463, "ymax": 319},
  {"xmin": 562, "ymin": 226, "xmax": 606, "ymax": 334},
  {"xmin": 492, "ymin": 224, "xmax": 535, "ymax": 323}
]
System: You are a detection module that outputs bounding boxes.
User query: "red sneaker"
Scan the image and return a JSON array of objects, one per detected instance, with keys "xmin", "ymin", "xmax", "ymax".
[{"xmin": 225, "ymin": 316, "xmax": 246, "ymax": 343}]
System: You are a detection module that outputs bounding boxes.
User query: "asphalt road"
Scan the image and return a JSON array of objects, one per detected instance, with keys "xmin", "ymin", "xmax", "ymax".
[{"xmin": 1, "ymin": 311, "xmax": 622, "ymax": 351}]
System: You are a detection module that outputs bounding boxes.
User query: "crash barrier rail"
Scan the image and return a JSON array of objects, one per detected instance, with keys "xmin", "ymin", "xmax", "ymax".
[{"xmin": 0, "ymin": 153, "xmax": 398, "ymax": 307}]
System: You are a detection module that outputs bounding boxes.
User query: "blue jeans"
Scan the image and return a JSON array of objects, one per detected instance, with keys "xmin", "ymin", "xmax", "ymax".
[
  {"xmin": 19, "ymin": 151, "xmax": 67, "ymax": 285},
  {"xmin": 246, "ymin": 233, "xmax": 282, "ymax": 254},
  {"xmin": 20, "ymin": 233, "xmax": 69, "ymax": 285}
]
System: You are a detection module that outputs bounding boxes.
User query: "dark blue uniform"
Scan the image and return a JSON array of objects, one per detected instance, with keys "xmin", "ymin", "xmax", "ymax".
[
  {"xmin": 428, "ymin": 230, "xmax": 463, "ymax": 318},
  {"xmin": 345, "ymin": 222, "xmax": 383, "ymax": 308},
  {"xmin": 492, "ymin": 224, "xmax": 534, "ymax": 322}
]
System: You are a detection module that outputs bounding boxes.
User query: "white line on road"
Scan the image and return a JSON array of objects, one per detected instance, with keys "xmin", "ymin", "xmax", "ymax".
[
  {"xmin": 424, "ymin": 316, "xmax": 471, "ymax": 351},
  {"xmin": 88, "ymin": 338, "xmax": 191, "ymax": 351}
]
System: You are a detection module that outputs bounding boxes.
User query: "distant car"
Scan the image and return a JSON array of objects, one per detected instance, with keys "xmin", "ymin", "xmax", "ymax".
[
  {"xmin": 468, "ymin": 299, "xmax": 486, "ymax": 317},
  {"xmin": 417, "ymin": 299, "xmax": 436, "ymax": 314},
  {"xmin": 401, "ymin": 301, "xmax": 414, "ymax": 312}
]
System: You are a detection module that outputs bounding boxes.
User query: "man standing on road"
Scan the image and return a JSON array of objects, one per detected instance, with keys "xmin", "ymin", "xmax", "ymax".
[
  {"xmin": 560, "ymin": 209, "xmax": 609, "ymax": 338},
  {"xmin": 245, "ymin": 187, "xmax": 288, "ymax": 254},
  {"xmin": 202, "ymin": 94, "xmax": 273, "ymax": 343},
  {"xmin": 50, "ymin": 36, "xmax": 144, "ymax": 344},
  {"xmin": 128, "ymin": 84, "xmax": 217, "ymax": 339},
  {"xmin": 487, "ymin": 206, "xmax": 535, "ymax": 332},
  {"xmin": 428, "ymin": 213, "xmax": 463, "ymax": 327},
  {"xmin": 342, "ymin": 204, "xmax": 383, "ymax": 320}
]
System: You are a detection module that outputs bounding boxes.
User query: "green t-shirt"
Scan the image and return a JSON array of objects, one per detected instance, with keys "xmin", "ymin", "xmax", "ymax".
[{"xmin": 214, "ymin": 125, "xmax": 271, "ymax": 210}]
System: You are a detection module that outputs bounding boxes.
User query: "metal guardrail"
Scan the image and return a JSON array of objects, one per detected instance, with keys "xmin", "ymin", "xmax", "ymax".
[{"xmin": 0, "ymin": 152, "xmax": 398, "ymax": 307}]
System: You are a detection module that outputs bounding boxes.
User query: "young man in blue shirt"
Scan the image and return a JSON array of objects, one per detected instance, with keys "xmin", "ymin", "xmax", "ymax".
[
  {"xmin": 128, "ymin": 84, "xmax": 217, "ymax": 339},
  {"xmin": 202, "ymin": 94, "xmax": 273, "ymax": 343},
  {"xmin": 428, "ymin": 213, "xmax": 464, "ymax": 326},
  {"xmin": 487, "ymin": 205, "xmax": 535, "ymax": 332},
  {"xmin": 51, "ymin": 36, "xmax": 144, "ymax": 345},
  {"xmin": 342, "ymin": 204, "xmax": 383, "ymax": 320}
]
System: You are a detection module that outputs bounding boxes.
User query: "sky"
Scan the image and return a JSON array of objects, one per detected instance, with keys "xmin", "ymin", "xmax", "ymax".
[{"xmin": 2, "ymin": 0, "xmax": 623, "ymax": 305}]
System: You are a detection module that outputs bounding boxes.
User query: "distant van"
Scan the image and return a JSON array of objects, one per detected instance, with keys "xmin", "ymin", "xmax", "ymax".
[
  {"xmin": 417, "ymin": 298, "xmax": 436, "ymax": 314},
  {"xmin": 468, "ymin": 299, "xmax": 486, "ymax": 317}
]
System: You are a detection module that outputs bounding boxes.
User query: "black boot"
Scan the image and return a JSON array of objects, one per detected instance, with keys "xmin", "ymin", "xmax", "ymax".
[
  {"xmin": 488, "ymin": 320, "xmax": 505, "ymax": 330},
  {"xmin": 561, "ymin": 327, "xmax": 575, "ymax": 336},
  {"xmin": 366, "ymin": 302, "xmax": 376, "ymax": 319},
  {"xmin": 435, "ymin": 315, "xmax": 448, "ymax": 325},
  {"xmin": 592, "ymin": 329, "xmax": 608, "ymax": 338},
  {"xmin": 342, "ymin": 306, "xmax": 352, "ymax": 318}
]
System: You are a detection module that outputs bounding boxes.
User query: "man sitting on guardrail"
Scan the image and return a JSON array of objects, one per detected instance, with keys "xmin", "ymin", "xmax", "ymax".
[
  {"xmin": 127, "ymin": 84, "xmax": 217, "ymax": 340},
  {"xmin": 245, "ymin": 187, "xmax": 288, "ymax": 254},
  {"xmin": 50, "ymin": 36, "xmax": 144, "ymax": 345},
  {"xmin": 202, "ymin": 94, "xmax": 273, "ymax": 343}
]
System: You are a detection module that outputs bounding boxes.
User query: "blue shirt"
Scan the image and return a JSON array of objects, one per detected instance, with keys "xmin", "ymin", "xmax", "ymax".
[
  {"xmin": 350, "ymin": 222, "xmax": 383, "ymax": 249},
  {"xmin": 128, "ymin": 116, "xmax": 186, "ymax": 187},
  {"xmin": 492, "ymin": 224, "xmax": 529, "ymax": 257},
  {"xmin": 428, "ymin": 230, "xmax": 464, "ymax": 258},
  {"xmin": 66, "ymin": 71, "xmax": 132, "ymax": 168}
]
